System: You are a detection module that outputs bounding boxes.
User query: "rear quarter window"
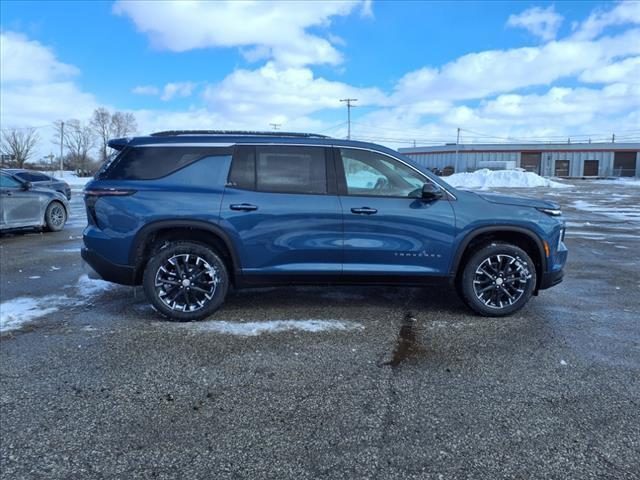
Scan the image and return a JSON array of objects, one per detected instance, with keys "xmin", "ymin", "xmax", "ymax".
[{"xmin": 102, "ymin": 146, "xmax": 232, "ymax": 180}]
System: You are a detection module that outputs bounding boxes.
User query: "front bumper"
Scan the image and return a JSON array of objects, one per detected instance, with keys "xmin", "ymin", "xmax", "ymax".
[{"xmin": 81, "ymin": 247, "xmax": 137, "ymax": 285}]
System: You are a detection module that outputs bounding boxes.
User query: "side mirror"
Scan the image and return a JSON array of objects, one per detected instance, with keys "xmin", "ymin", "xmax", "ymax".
[
  {"xmin": 21, "ymin": 181, "xmax": 32, "ymax": 190},
  {"xmin": 421, "ymin": 182, "xmax": 443, "ymax": 201}
]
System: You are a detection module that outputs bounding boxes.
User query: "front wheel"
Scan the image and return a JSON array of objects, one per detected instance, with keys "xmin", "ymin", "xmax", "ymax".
[
  {"xmin": 143, "ymin": 241, "xmax": 229, "ymax": 321},
  {"xmin": 45, "ymin": 201, "xmax": 67, "ymax": 231},
  {"xmin": 459, "ymin": 242, "xmax": 537, "ymax": 317}
]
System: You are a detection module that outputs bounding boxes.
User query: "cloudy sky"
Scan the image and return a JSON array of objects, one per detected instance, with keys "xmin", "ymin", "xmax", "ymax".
[{"xmin": 1, "ymin": 0, "xmax": 639, "ymax": 149}]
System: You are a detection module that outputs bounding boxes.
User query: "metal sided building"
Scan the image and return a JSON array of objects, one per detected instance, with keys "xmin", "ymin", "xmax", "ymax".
[{"xmin": 398, "ymin": 142, "xmax": 640, "ymax": 178}]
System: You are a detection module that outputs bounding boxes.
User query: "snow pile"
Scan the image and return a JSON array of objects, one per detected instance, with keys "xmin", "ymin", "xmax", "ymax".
[
  {"xmin": 171, "ymin": 319, "xmax": 364, "ymax": 336},
  {"xmin": 443, "ymin": 169, "xmax": 570, "ymax": 190}
]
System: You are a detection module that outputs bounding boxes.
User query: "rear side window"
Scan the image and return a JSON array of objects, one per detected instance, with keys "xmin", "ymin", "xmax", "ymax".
[
  {"xmin": 103, "ymin": 146, "xmax": 230, "ymax": 180},
  {"xmin": 228, "ymin": 145, "xmax": 328, "ymax": 194}
]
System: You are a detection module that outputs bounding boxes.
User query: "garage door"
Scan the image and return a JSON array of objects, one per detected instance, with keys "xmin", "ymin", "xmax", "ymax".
[
  {"xmin": 521, "ymin": 153, "xmax": 541, "ymax": 174},
  {"xmin": 583, "ymin": 160, "xmax": 599, "ymax": 176},
  {"xmin": 555, "ymin": 160, "xmax": 570, "ymax": 176},
  {"xmin": 614, "ymin": 152, "xmax": 637, "ymax": 177}
]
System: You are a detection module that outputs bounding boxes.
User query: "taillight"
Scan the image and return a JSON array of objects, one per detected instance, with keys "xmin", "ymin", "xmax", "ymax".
[{"xmin": 84, "ymin": 188, "xmax": 136, "ymax": 227}]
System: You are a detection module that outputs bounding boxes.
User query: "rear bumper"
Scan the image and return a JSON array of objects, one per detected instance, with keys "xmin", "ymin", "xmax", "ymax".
[{"xmin": 81, "ymin": 247, "xmax": 137, "ymax": 286}]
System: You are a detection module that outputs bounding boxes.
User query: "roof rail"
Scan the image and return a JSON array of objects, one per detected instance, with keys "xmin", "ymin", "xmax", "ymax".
[{"xmin": 150, "ymin": 130, "xmax": 330, "ymax": 139}]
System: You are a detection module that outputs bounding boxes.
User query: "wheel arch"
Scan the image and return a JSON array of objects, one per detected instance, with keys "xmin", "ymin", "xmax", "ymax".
[
  {"xmin": 130, "ymin": 220, "xmax": 241, "ymax": 284},
  {"xmin": 451, "ymin": 226, "xmax": 547, "ymax": 291}
]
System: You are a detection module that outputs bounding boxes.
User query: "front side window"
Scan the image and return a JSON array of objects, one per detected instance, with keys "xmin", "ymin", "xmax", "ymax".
[
  {"xmin": 228, "ymin": 145, "xmax": 327, "ymax": 195},
  {"xmin": 0, "ymin": 174, "xmax": 22, "ymax": 188},
  {"xmin": 339, "ymin": 148, "xmax": 425, "ymax": 198}
]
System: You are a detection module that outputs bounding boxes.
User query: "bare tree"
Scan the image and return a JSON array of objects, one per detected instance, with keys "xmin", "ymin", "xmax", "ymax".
[
  {"xmin": 64, "ymin": 120, "xmax": 96, "ymax": 172},
  {"xmin": 0, "ymin": 127, "xmax": 40, "ymax": 168},
  {"xmin": 110, "ymin": 111, "xmax": 138, "ymax": 138},
  {"xmin": 91, "ymin": 108, "xmax": 112, "ymax": 163}
]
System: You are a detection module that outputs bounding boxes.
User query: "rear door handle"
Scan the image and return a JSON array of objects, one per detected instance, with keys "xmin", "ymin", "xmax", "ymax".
[
  {"xmin": 230, "ymin": 203, "xmax": 258, "ymax": 212},
  {"xmin": 351, "ymin": 207, "xmax": 377, "ymax": 215}
]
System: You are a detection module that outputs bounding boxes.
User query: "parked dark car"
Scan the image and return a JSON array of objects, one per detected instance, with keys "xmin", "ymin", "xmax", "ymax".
[
  {"xmin": 4, "ymin": 168, "xmax": 71, "ymax": 199},
  {"xmin": 0, "ymin": 170, "xmax": 69, "ymax": 232},
  {"xmin": 82, "ymin": 131, "xmax": 567, "ymax": 321}
]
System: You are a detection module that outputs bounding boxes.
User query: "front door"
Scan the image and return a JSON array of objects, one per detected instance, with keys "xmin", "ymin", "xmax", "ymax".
[
  {"xmin": 0, "ymin": 173, "xmax": 41, "ymax": 228},
  {"xmin": 220, "ymin": 145, "xmax": 343, "ymax": 278},
  {"xmin": 335, "ymin": 148, "xmax": 456, "ymax": 278}
]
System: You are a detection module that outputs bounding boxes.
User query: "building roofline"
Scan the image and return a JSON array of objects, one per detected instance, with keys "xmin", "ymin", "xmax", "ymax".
[{"xmin": 399, "ymin": 142, "xmax": 640, "ymax": 155}]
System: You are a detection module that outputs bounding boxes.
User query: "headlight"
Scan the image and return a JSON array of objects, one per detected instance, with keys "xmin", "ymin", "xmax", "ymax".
[{"xmin": 537, "ymin": 207, "xmax": 562, "ymax": 217}]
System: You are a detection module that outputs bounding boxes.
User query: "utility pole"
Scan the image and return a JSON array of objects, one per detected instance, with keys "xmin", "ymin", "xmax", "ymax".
[
  {"xmin": 59, "ymin": 121, "xmax": 64, "ymax": 176},
  {"xmin": 45, "ymin": 153, "xmax": 55, "ymax": 172},
  {"xmin": 269, "ymin": 123, "xmax": 281, "ymax": 131},
  {"xmin": 612, "ymin": 133, "xmax": 615, "ymax": 143},
  {"xmin": 340, "ymin": 98, "xmax": 357, "ymax": 139},
  {"xmin": 455, "ymin": 127, "xmax": 460, "ymax": 173}
]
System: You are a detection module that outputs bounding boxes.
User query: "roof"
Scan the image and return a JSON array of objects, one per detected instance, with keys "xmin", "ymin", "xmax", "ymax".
[
  {"xmin": 399, "ymin": 142, "xmax": 640, "ymax": 155},
  {"xmin": 150, "ymin": 130, "xmax": 330, "ymax": 139}
]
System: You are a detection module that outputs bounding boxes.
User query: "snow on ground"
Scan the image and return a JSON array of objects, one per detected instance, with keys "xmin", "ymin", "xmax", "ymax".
[
  {"xmin": 0, "ymin": 275, "xmax": 116, "ymax": 334},
  {"xmin": 443, "ymin": 169, "xmax": 570, "ymax": 190},
  {"xmin": 570, "ymin": 200, "xmax": 640, "ymax": 223},
  {"xmin": 171, "ymin": 319, "xmax": 364, "ymax": 336},
  {"xmin": 57, "ymin": 171, "xmax": 93, "ymax": 188},
  {"xmin": 0, "ymin": 296, "xmax": 71, "ymax": 333},
  {"xmin": 593, "ymin": 178, "xmax": 640, "ymax": 187}
]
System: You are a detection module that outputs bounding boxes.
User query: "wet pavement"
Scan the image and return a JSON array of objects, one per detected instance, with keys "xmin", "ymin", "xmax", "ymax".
[{"xmin": 1, "ymin": 181, "xmax": 639, "ymax": 479}]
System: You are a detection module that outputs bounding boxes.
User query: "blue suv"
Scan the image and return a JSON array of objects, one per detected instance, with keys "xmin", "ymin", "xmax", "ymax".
[{"xmin": 82, "ymin": 131, "xmax": 567, "ymax": 321}]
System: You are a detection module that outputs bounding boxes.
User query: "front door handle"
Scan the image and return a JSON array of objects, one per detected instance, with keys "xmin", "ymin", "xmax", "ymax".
[
  {"xmin": 351, "ymin": 207, "xmax": 377, "ymax": 215},
  {"xmin": 230, "ymin": 203, "xmax": 258, "ymax": 212}
]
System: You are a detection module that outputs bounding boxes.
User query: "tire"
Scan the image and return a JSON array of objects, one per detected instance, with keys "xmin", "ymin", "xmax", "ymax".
[
  {"xmin": 459, "ymin": 242, "xmax": 537, "ymax": 317},
  {"xmin": 143, "ymin": 241, "xmax": 229, "ymax": 321},
  {"xmin": 45, "ymin": 201, "xmax": 67, "ymax": 232}
]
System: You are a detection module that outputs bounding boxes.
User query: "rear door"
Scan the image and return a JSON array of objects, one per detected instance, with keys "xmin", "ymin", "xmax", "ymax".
[
  {"xmin": 219, "ymin": 144, "xmax": 343, "ymax": 279},
  {"xmin": 335, "ymin": 147, "xmax": 456, "ymax": 278}
]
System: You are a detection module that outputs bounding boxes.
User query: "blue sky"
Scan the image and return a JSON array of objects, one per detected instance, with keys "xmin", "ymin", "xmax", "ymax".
[{"xmin": 1, "ymin": 0, "xmax": 639, "ymax": 149}]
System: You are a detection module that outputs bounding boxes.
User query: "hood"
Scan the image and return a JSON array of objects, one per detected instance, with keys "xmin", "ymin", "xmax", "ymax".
[{"xmin": 475, "ymin": 192, "xmax": 559, "ymax": 210}]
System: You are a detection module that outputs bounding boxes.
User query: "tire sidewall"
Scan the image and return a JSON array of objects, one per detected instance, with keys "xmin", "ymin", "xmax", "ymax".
[
  {"xmin": 143, "ymin": 242, "xmax": 229, "ymax": 321},
  {"xmin": 461, "ymin": 243, "xmax": 537, "ymax": 317},
  {"xmin": 45, "ymin": 202, "xmax": 66, "ymax": 232}
]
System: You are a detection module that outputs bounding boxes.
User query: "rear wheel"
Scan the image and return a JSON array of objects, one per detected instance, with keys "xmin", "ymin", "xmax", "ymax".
[
  {"xmin": 45, "ymin": 201, "xmax": 67, "ymax": 231},
  {"xmin": 459, "ymin": 242, "xmax": 536, "ymax": 317},
  {"xmin": 143, "ymin": 241, "xmax": 229, "ymax": 321}
]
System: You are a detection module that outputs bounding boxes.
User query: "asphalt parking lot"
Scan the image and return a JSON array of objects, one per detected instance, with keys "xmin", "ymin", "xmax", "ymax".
[{"xmin": 1, "ymin": 181, "xmax": 639, "ymax": 479}]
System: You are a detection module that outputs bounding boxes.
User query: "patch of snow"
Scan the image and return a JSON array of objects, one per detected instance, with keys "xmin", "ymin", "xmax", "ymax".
[
  {"xmin": 50, "ymin": 266, "xmax": 60, "ymax": 271},
  {"xmin": 76, "ymin": 274, "xmax": 113, "ymax": 296},
  {"xmin": 592, "ymin": 178, "xmax": 640, "ymax": 187},
  {"xmin": 0, "ymin": 275, "xmax": 116, "ymax": 334},
  {"xmin": 0, "ymin": 296, "xmax": 70, "ymax": 333},
  {"xmin": 28, "ymin": 276, "xmax": 41, "ymax": 279},
  {"xmin": 443, "ymin": 169, "xmax": 570, "ymax": 190},
  {"xmin": 170, "ymin": 319, "xmax": 364, "ymax": 336},
  {"xmin": 560, "ymin": 359, "xmax": 568, "ymax": 366},
  {"xmin": 57, "ymin": 171, "xmax": 93, "ymax": 188}
]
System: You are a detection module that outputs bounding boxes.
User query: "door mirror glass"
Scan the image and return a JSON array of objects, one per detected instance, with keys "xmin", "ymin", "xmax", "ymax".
[
  {"xmin": 421, "ymin": 182, "xmax": 443, "ymax": 201},
  {"xmin": 22, "ymin": 181, "xmax": 33, "ymax": 190}
]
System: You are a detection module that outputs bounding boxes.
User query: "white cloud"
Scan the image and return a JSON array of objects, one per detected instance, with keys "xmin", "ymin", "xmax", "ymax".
[
  {"xmin": 579, "ymin": 56, "xmax": 640, "ymax": 84},
  {"xmin": 572, "ymin": 1, "xmax": 640, "ymax": 40},
  {"xmin": 202, "ymin": 61, "xmax": 387, "ymax": 125},
  {"xmin": 392, "ymin": 28, "xmax": 640, "ymax": 104},
  {"xmin": 113, "ymin": 0, "xmax": 367, "ymax": 66},
  {"xmin": 160, "ymin": 82, "xmax": 196, "ymax": 101},
  {"xmin": 507, "ymin": 5, "xmax": 563, "ymax": 41},
  {"xmin": 132, "ymin": 85, "xmax": 160, "ymax": 95},
  {"xmin": 0, "ymin": 31, "xmax": 97, "ymax": 127}
]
